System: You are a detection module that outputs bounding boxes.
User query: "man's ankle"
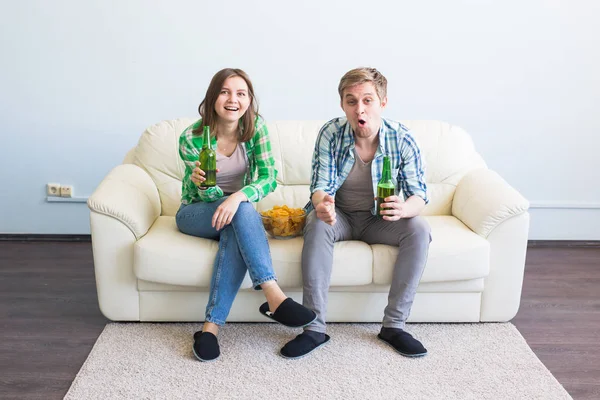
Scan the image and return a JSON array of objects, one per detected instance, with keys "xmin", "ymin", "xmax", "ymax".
[
  {"xmin": 303, "ymin": 329, "xmax": 326, "ymax": 342},
  {"xmin": 380, "ymin": 326, "xmax": 404, "ymax": 337}
]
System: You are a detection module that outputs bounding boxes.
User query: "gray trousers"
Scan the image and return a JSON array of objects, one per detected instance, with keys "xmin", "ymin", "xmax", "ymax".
[{"xmin": 302, "ymin": 208, "xmax": 431, "ymax": 333}]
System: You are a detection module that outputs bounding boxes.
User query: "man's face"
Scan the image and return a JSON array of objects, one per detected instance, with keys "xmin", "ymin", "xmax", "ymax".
[{"xmin": 341, "ymin": 82, "xmax": 387, "ymax": 139}]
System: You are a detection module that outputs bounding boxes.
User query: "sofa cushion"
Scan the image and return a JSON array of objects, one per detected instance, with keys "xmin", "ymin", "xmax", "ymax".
[
  {"xmin": 266, "ymin": 120, "xmax": 325, "ymax": 185},
  {"xmin": 133, "ymin": 217, "xmax": 235, "ymax": 287},
  {"xmin": 134, "ymin": 217, "xmax": 373, "ymax": 288},
  {"xmin": 373, "ymin": 216, "xmax": 490, "ymax": 285},
  {"xmin": 135, "ymin": 215, "xmax": 487, "ymax": 289},
  {"xmin": 255, "ymin": 185, "xmax": 311, "ymax": 213},
  {"xmin": 267, "ymin": 238, "xmax": 373, "ymax": 288},
  {"xmin": 133, "ymin": 119, "xmax": 194, "ymax": 217}
]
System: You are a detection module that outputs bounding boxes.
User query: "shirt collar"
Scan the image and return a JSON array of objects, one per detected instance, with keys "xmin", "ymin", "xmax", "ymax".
[
  {"xmin": 342, "ymin": 119, "xmax": 356, "ymax": 155},
  {"xmin": 376, "ymin": 118, "xmax": 388, "ymax": 158},
  {"xmin": 344, "ymin": 117, "xmax": 387, "ymax": 159}
]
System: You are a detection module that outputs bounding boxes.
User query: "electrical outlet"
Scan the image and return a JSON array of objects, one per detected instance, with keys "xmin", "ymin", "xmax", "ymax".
[
  {"xmin": 60, "ymin": 185, "xmax": 74, "ymax": 198},
  {"xmin": 47, "ymin": 183, "xmax": 61, "ymax": 196}
]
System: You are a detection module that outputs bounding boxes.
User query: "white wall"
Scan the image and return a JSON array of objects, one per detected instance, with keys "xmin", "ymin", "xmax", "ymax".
[{"xmin": 1, "ymin": 0, "xmax": 598, "ymax": 239}]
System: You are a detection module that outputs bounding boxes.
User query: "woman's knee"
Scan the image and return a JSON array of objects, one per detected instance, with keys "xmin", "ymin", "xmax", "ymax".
[
  {"xmin": 237, "ymin": 202, "xmax": 257, "ymax": 217},
  {"xmin": 231, "ymin": 202, "xmax": 260, "ymax": 225},
  {"xmin": 175, "ymin": 205, "xmax": 197, "ymax": 234},
  {"xmin": 176, "ymin": 202, "xmax": 220, "ymax": 238}
]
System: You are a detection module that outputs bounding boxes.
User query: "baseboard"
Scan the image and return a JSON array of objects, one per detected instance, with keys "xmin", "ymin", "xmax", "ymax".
[
  {"xmin": 0, "ymin": 234, "xmax": 91, "ymax": 242},
  {"xmin": 528, "ymin": 240, "xmax": 600, "ymax": 248},
  {"xmin": 529, "ymin": 201, "xmax": 600, "ymax": 209}
]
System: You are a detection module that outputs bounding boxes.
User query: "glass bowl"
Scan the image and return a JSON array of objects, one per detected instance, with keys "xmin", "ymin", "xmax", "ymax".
[{"xmin": 260, "ymin": 209, "xmax": 307, "ymax": 239}]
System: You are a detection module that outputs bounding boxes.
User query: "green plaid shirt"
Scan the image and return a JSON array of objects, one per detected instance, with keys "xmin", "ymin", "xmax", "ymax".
[{"xmin": 179, "ymin": 117, "xmax": 278, "ymax": 204}]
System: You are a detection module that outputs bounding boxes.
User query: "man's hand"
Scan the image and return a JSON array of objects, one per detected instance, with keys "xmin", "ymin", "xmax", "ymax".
[
  {"xmin": 315, "ymin": 194, "xmax": 336, "ymax": 225},
  {"xmin": 212, "ymin": 192, "xmax": 247, "ymax": 230},
  {"xmin": 379, "ymin": 195, "xmax": 425, "ymax": 221}
]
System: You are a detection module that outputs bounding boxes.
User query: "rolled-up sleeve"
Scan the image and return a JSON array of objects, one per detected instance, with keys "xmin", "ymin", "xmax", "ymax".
[
  {"xmin": 240, "ymin": 119, "xmax": 278, "ymax": 202},
  {"xmin": 310, "ymin": 124, "xmax": 337, "ymax": 196},
  {"xmin": 399, "ymin": 132, "xmax": 429, "ymax": 204}
]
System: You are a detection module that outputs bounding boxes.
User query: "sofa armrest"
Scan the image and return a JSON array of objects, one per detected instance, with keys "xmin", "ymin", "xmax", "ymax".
[
  {"xmin": 87, "ymin": 164, "xmax": 161, "ymax": 240},
  {"xmin": 452, "ymin": 168, "xmax": 529, "ymax": 238}
]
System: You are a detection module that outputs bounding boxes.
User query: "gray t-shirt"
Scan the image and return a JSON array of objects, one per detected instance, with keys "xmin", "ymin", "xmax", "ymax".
[
  {"xmin": 334, "ymin": 149, "xmax": 375, "ymax": 212},
  {"xmin": 216, "ymin": 144, "xmax": 248, "ymax": 195}
]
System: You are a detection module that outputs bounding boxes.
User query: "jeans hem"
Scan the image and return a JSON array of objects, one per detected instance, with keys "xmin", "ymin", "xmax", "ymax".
[
  {"xmin": 205, "ymin": 317, "xmax": 226, "ymax": 326},
  {"xmin": 252, "ymin": 275, "xmax": 277, "ymax": 290}
]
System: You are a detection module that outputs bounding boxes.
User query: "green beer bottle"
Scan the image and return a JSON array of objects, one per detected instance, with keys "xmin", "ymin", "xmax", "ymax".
[
  {"xmin": 199, "ymin": 125, "xmax": 216, "ymax": 188},
  {"xmin": 377, "ymin": 156, "xmax": 395, "ymax": 217}
]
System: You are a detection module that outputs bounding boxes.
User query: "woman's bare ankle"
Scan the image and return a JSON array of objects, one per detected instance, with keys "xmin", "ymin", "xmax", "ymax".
[
  {"xmin": 202, "ymin": 322, "xmax": 219, "ymax": 336},
  {"xmin": 260, "ymin": 280, "xmax": 287, "ymax": 312}
]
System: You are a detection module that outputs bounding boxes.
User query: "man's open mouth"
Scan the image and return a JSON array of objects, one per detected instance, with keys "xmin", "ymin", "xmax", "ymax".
[{"xmin": 358, "ymin": 118, "xmax": 366, "ymax": 127}]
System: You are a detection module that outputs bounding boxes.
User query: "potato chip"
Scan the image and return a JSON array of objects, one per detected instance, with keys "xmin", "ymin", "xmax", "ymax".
[{"xmin": 260, "ymin": 205, "xmax": 307, "ymax": 238}]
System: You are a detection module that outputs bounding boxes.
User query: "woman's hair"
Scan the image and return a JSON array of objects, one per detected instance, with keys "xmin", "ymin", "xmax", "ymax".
[
  {"xmin": 193, "ymin": 68, "xmax": 260, "ymax": 142},
  {"xmin": 338, "ymin": 67, "xmax": 387, "ymax": 102}
]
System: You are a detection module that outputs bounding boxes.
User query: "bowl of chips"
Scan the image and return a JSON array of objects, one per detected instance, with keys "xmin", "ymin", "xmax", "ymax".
[{"xmin": 260, "ymin": 205, "xmax": 307, "ymax": 239}]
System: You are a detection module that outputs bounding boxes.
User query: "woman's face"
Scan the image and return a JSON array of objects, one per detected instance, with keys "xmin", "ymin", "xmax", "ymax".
[{"xmin": 214, "ymin": 76, "xmax": 251, "ymax": 124}]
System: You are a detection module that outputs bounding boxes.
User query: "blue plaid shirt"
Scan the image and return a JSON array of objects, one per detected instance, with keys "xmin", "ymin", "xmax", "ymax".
[{"xmin": 309, "ymin": 117, "xmax": 428, "ymax": 214}]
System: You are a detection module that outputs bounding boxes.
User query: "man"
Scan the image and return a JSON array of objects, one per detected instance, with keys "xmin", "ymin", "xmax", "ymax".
[{"xmin": 280, "ymin": 67, "xmax": 431, "ymax": 359}]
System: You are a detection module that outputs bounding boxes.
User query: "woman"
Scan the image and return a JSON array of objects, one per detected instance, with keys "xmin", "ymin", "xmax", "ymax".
[{"xmin": 177, "ymin": 68, "xmax": 316, "ymax": 362}]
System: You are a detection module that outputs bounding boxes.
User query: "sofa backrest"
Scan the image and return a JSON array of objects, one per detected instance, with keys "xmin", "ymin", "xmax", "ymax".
[{"xmin": 131, "ymin": 118, "xmax": 486, "ymax": 217}]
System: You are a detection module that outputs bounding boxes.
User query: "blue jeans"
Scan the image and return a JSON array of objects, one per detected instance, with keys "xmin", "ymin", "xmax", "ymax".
[{"xmin": 176, "ymin": 198, "xmax": 276, "ymax": 326}]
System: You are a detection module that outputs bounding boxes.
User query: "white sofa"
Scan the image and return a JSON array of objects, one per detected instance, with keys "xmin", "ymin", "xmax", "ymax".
[{"xmin": 87, "ymin": 119, "xmax": 530, "ymax": 323}]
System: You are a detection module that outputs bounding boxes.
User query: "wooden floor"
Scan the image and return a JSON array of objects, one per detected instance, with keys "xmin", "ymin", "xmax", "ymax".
[
  {"xmin": 0, "ymin": 242, "xmax": 598, "ymax": 399},
  {"xmin": 512, "ymin": 246, "xmax": 600, "ymax": 400}
]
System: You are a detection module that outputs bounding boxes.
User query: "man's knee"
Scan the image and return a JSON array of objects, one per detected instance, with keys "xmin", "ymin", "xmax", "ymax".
[
  {"xmin": 303, "ymin": 210, "xmax": 335, "ymax": 240},
  {"xmin": 406, "ymin": 216, "xmax": 431, "ymax": 243}
]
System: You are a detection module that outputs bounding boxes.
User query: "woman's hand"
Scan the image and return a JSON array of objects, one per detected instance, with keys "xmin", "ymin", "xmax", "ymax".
[
  {"xmin": 191, "ymin": 161, "xmax": 220, "ymax": 186},
  {"xmin": 212, "ymin": 192, "xmax": 248, "ymax": 231}
]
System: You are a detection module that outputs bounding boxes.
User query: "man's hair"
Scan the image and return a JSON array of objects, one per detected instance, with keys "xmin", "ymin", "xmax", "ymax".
[
  {"xmin": 338, "ymin": 67, "xmax": 387, "ymax": 102},
  {"xmin": 194, "ymin": 68, "xmax": 260, "ymax": 142}
]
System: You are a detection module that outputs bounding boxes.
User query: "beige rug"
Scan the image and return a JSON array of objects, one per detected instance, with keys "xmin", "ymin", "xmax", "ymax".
[{"xmin": 64, "ymin": 323, "xmax": 571, "ymax": 400}]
